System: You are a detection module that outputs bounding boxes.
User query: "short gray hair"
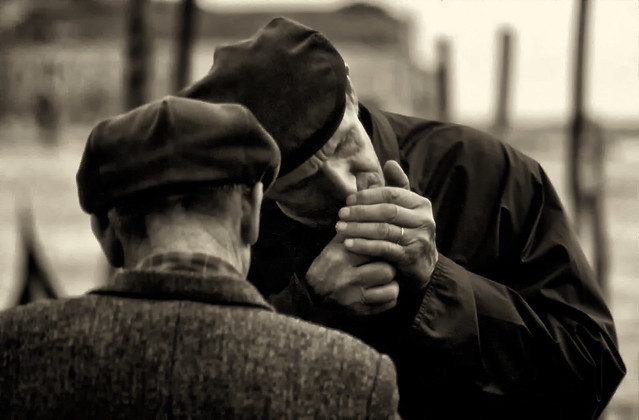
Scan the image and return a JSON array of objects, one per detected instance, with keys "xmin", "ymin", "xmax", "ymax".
[{"xmin": 108, "ymin": 184, "xmax": 252, "ymax": 240}]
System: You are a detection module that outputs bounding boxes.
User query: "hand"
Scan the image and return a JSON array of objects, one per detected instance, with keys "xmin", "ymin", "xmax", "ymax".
[
  {"xmin": 305, "ymin": 233, "xmax": 399, "ymax": 316},
  {"xmin": 336, "ymin": 161, "xmax": 438, "ymax": 292}
]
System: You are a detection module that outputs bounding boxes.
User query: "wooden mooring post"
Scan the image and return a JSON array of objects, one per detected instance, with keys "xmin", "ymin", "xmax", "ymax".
[
  {"xmin": 174, "ymin": 0, "xmax": 197, "ymax": 92},
  {"xmin": 435, "ymin": 38, "xmax": 451, "ymax": 122},
  {"xmin": 493, "ymin": 28, "xmax": 514, "ymax": 139},
  {"xmin": 569, "ymin": 0, "xmax": 609, "ymax": 299},
  {"xmin": 125, "ymin": 0, "xmax": 151, "ymax": 111}
]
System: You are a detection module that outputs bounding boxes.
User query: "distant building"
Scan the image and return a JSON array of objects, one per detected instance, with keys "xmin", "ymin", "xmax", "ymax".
[{"xmin": 0, "ymin": 0, "xmax": 436, "ymax": 123}]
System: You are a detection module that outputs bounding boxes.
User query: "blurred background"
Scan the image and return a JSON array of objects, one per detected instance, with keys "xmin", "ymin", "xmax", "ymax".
[{"xmin": 0, "ymin": 0, "xmax": 636, "ymax": 417}]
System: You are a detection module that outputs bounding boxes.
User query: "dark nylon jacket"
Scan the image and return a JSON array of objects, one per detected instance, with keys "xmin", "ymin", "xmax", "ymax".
[{"xmin": 248, "ymin": 104, "xmax": 626, "ymax": 420}]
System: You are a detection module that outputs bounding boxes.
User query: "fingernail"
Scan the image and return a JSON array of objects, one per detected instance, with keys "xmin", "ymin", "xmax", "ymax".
[
  {"xmin": 338, "ymin": 207, "xmax": 350, "ymax": 218},
  {"xmin": 344, "ymin": 239, "xmax": 354, "ymax": 247},
  {"xmin": 335, "ymin": 221, "xmax": 347, "ymax": 231},
  {"xmin": 346, "ymin": 195, "xmax": 356, "ymax": 206}
]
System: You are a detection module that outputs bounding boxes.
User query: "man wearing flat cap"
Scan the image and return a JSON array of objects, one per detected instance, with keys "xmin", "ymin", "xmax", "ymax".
[
  {"xmin": 0, "ymin": 96, "xmax": 401, "ymax": 419},
  {"xmin": 181, "ymin": 17, "xmax": 625, "ymax": 419}
]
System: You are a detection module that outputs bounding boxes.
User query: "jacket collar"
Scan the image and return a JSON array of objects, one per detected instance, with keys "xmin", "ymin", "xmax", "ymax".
[
  {"xmin": 89, "ymin": 260, "xmax": 274, "ymax": 311},
  {"xmin": 358, "ymin": 103, "xmax": 401, "ymax": 165}
]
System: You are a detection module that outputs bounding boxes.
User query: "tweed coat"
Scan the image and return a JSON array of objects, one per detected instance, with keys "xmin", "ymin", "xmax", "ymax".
[{"xmin": 0, "ymin": 267, "xmax": 400, "ymax": 419}]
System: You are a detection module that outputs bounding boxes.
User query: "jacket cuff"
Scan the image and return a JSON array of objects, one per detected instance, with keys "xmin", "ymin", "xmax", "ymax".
[
  {"xmin": 407, "ymin": 252, "xmax": 441, "ymax": 329},
  {"xmin": 412, "ymin": 253, "xmax": 474, "ymax": 334}
]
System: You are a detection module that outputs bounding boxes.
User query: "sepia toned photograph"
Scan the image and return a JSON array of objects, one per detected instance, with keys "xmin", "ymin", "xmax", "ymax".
[{"xmin": 0, "ymin": 0, "xmax": 637, "ymax": 418}]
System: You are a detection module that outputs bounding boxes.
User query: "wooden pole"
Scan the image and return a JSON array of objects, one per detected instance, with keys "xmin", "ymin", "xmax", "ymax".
[
  {"xmin": 174, "ymin": 0, "xmax": 197, "ymax": 92},
  {"xmin": 14, "ymin": 202, "xmax": 62, "ymax": 306},
  {"xmin": 569, "ymin": 0, "xmax": 609, "ymax": 299},
  {"xmin": 569, "ymin": 0, "xmax": 589, "ymax": 229},
  {"xmin": 0, "ymin": 19, "xmax": 9, "ymax": 119},
  {"xmin": 435, "ymin": 38, "xmax": 450, "ymax": 122},
  {"xmin": 493, "ymin": 28, "xmax": 513, "ymax": 138},
  {"xmin": 125, "ymin": 0, "xmax": 151, "ymax": 110}
]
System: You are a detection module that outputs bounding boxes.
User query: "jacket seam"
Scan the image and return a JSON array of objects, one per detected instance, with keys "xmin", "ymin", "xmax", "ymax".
[
  {"xmin": 166, "ymin": 301, "xmax": 184, "ymax": 419},
  {"xmin": 365, "ymin": 354, "xmax": 384, "ymax": 419}
]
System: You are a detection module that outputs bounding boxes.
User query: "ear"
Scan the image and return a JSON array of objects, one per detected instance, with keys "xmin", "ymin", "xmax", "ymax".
[
  {"xmin": 240, "ymin": 182, "xmax": 263, "ymax": 246},
  {"xmin": 90, "ymin": 214, "xmax": 124, "ymax": 268}
]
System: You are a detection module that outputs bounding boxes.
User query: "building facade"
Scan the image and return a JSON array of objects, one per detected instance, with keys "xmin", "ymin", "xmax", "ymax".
[{"xmin": 0, "ymin": 1, "xmax": 436, "ymax": 124}]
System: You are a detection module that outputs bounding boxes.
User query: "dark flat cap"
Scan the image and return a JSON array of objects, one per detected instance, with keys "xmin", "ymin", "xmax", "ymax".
[
  {"xmin": 77, "ymin": 96, "xmax": 280, "ymax": 215},
  {"xmin": 179, "ymin": 17, "xmax": 347, "ymax": 176}
]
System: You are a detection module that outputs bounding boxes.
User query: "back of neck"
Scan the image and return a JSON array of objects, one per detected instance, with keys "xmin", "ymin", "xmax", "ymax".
[{"xmin": 123, "ymin": 215, "xmax": 248, "ymax": 277}]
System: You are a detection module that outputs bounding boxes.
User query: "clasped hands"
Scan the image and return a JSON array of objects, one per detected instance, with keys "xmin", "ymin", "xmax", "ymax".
[{"xmin": 306, "ymin": 161, "xmax": 438, "ymax": 316}]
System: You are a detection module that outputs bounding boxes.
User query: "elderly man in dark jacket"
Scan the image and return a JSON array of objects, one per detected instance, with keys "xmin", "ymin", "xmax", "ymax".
[
  {"xmin": 0, "ymin": 96, "xmax": 401, "ymax": 419},
  {"xmin": 181, "ymin": 17, "xmax": 626, "ymax": 420}
]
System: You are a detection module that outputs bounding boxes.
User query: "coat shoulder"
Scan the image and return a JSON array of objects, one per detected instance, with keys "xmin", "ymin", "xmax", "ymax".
[
  {"xmin": 0, "ymin": 296, "xmax": 400, "ymax": 418},
  {"xmin": 380, "ymin": 111, "xmax": 544, "ymax": 194},
  {"xmin": 173, "ymin": 302, "xmax": 401, "ymax": 418},
  {"xmin": 0, "ymin": 295, "xmax": 99, "ymax": 334}
]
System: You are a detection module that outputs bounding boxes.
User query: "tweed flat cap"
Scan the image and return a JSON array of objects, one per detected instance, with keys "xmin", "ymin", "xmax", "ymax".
[
  {"xmin": 180, "ymin": 17, "xmax": 347, "ymax": 176},
  {"xmin": 76, "ymin": 96, "xmax": 281, "ymax": 215}
]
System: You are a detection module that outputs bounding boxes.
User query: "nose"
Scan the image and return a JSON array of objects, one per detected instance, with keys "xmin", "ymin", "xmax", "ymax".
[{"xmin": 320, "ymin": 160, "xmax": 357, "ymax": 201}]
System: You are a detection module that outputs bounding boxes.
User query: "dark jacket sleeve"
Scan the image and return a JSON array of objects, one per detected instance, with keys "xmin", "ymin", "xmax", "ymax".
[{"xmin": 383, "ymin": 113, "xmax": 625, "ymax": 419}]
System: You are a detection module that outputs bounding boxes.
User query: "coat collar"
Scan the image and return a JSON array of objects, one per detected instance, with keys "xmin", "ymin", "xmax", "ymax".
[
  {"xmin": 89, "ymin": 261, "xmax": 274, "ymax": 311},
  {"xmin": 358, "ymin": 103, "xmax": 401, "ymax": 165}
]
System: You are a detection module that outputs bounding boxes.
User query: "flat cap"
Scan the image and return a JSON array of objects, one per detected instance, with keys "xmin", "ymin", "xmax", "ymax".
[
  {"xmin": 180, "ymin": 17, "xmax": 347, "ymax": 176},
  {"xmin": 76, "ymin": 96, "xmax": 281, "ymax": 215}
]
